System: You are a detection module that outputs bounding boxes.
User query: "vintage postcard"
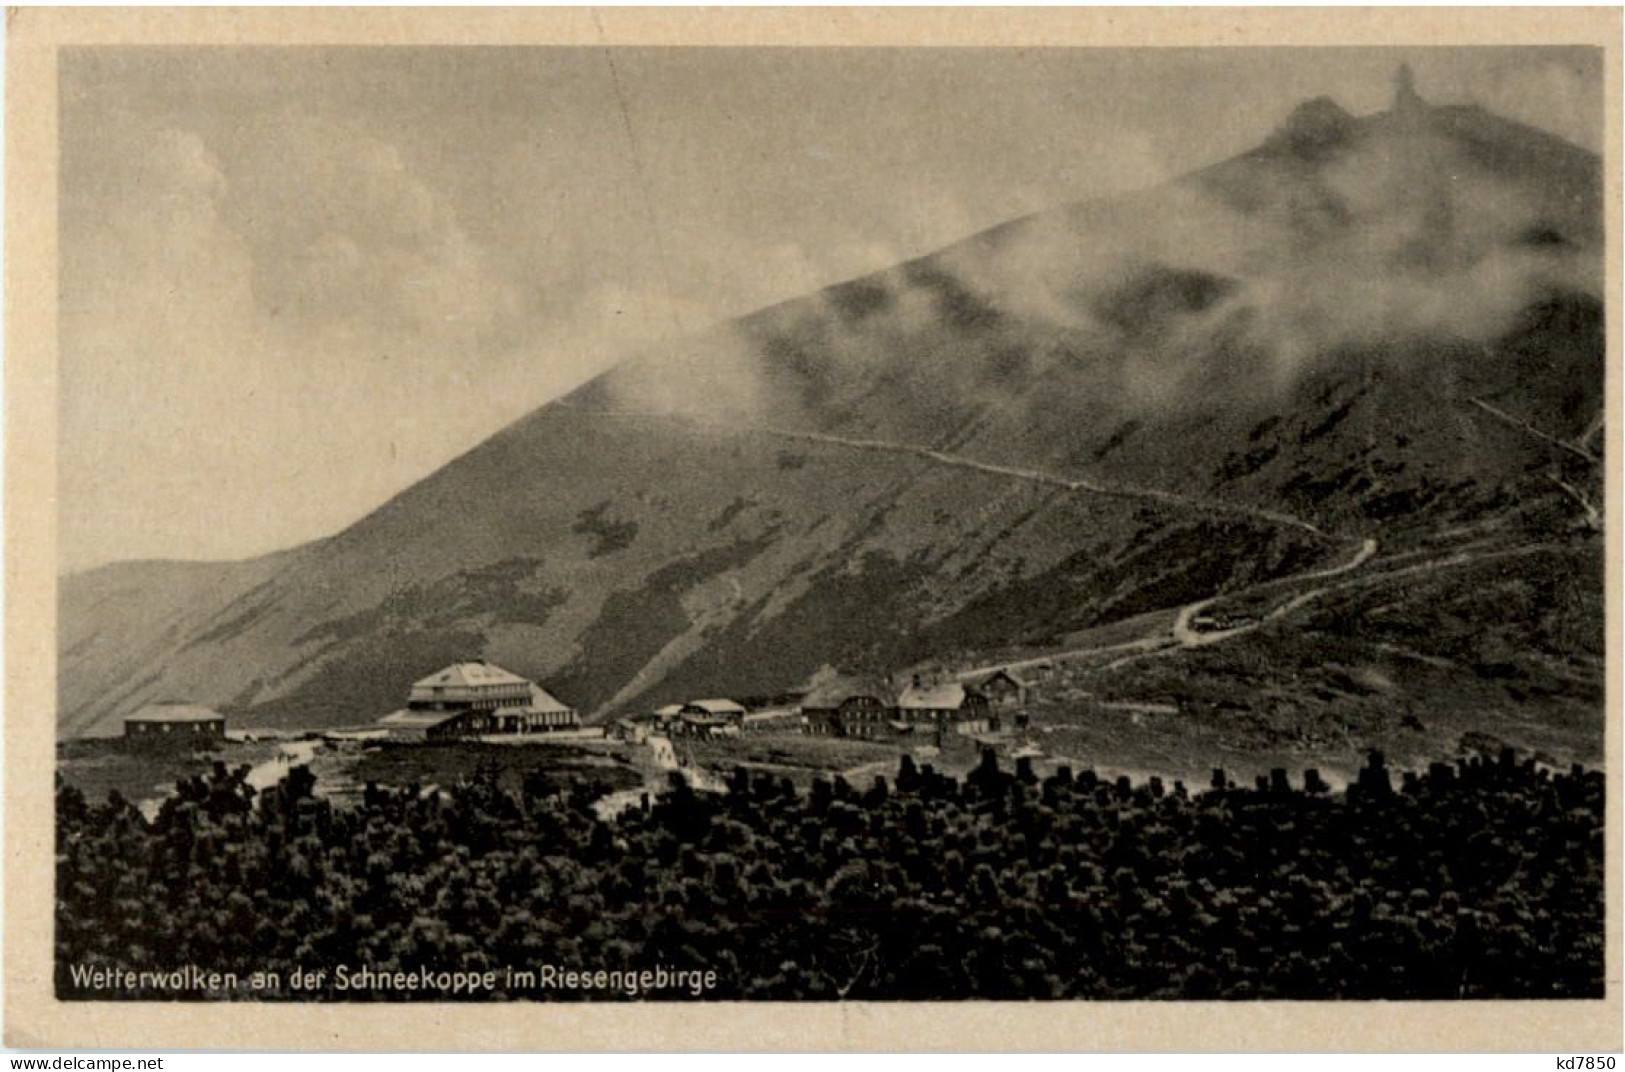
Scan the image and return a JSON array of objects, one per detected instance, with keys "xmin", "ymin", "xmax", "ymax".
[{"xmin": 6, "ymin": 7, "xmax": 1621, "ymax": 1052}]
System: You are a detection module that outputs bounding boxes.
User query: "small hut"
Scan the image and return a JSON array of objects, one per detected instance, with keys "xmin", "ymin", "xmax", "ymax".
[{"xmin": 123, "ymin": 703, "xmax": 226, "ymax": 751}]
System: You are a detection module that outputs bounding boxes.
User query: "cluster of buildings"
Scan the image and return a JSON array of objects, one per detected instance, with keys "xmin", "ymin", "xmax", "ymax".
[
  {"xmin": 615, "ymin": 667, "xmax": 1033, "ymax": 745},
  {"xmin": 115, "ymin": 660, "xmax": 1036, "ymax": 750},
  {"xmin": 799, "ymin": 669, "xmax": 1029, "ymax": 743},
  {"xmin": 619, "ymin": 699, "xmax": 748, "ymax": 741},
  {"xmin": 614, "ymin": 698, "xmax": 812, "ymax": 741}
]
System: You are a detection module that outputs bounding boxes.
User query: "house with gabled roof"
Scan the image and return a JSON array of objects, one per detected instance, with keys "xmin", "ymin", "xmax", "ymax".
[
  {"xmin": 674, "ymin": 698, "xmax": 747, "ymax": 738},
  {"xmin": 384, "ymin": 660, "xmax": 579, "ymax": 739},
  {"xmin": 897, "ymin": 679, "xmax": 998, "ymax": 738},
  {"xmin": 799, "ymin": 674, "xmax": 898, "ymax": 739},
  {"xmin": 969, "ymin": 667, "xmax": 1032, "ymax": 709}
]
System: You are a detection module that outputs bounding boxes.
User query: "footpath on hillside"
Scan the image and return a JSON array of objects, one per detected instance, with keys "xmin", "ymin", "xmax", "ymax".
[
  {"xmin": 551, "ymin": 401, "xmax": 1328, "ymax": 536},
  {"xmin": 551, "ymin": 400, "xmax": 1388, "ymax": 676}
]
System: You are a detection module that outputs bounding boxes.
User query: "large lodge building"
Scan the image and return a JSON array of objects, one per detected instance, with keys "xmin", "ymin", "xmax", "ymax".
[{"xmin": 380, "ymin": 661, "xmax": 580, "ymax": 740}]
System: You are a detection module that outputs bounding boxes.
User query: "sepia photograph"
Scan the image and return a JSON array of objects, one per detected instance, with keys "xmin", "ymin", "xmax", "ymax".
[{"xmin": 5, "ymin": 5, "xmax": 1620, "ymax": 1054}]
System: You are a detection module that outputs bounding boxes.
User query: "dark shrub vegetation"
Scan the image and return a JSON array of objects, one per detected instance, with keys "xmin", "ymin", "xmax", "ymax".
[{"xmin": 56, "ymin": 747, "xmax": 1603, "ymax": 1001}]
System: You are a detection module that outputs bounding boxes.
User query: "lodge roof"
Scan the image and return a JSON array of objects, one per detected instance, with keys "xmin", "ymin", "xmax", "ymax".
[
  {"xmin": 126, "ymin": 703, "xmax": 224, "ymax": 725},
  {"xmin": 685, "ymin": 698, "xmax": 746, "ymax": 715},
  {"xmin": 412, "ymin": 661, "xmax": 531, "ymax": 689},
  {"xmin": 801, "ymin": 674, "xmax": 896, "ymax": 710},
  {"xmin": 973, "ymin": 668, "xmax": 1030, "ymax": 688},
  {"xmin": 897, "ymin": 682, "xmax": 980, "ymax": 711},
  {"xmin": 527, "ymin": 683, "xmax": 574, "ymax": 714},
  {"xmin": 744, "ymin": 709, "xmax": 800, "ymax": 722},
  {"xmin": 378, "ymin": 708, "xmax": 461, "ymax": 729}
]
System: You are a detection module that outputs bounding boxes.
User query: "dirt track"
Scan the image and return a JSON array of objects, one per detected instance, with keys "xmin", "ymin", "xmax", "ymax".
[
  {"xmin": 553, "ymin": 403, "xmax": 1330, "ymax": 538},
  {"xmin": 553, "ymin": 402, "xmax": 1407, "ymax": 683},
  {"xmin": 1172, "ymin": 536, "xmax": 1379, "ymax": 648}
]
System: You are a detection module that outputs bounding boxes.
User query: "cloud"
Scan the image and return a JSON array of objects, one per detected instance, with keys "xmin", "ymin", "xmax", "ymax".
[
  {"xmin": 1448, "ymin": 53, "xmax": 1603, "ymax": 151},
  {"xmin": 67, "ymin": 127, "xmax": 248, "ymax": 308},
  {"xmin": 231, "ymin": 123, "xmax": 520, "ymax": 340},
  {"xmin": 57, "ymin": 122, "xmax": 596, "ymax": 572},
  {"xmin": 601, "ymin": 104, "xmax": 1602, "ymax": 431}
]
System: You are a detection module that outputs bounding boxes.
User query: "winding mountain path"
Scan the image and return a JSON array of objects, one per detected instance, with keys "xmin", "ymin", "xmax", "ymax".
[
  {"xmin": 1171, "ymin": 537, "xmax": 1379, "ymax": 647},
  {"xmin": 1040, "ymin": 537, "xmax": 1570, "ymax": 683},
  {"xmin": 550, "ymin": 401, "xmax": 1396, "ymax": 688},
  {"xmin": 956, "ymin": 534, "xmax": 1384, "ymax": 680},
  {"xmin": 1152, "ymin": 538, "xmax": 1573, "ymax": 668},
  {"xmin": 955, "ymin": 635, "xmax": 1170, "ymax": 682},
  {"xmin": 551, "ymin": 403, "xmax": 1329, "ymax": 538}
]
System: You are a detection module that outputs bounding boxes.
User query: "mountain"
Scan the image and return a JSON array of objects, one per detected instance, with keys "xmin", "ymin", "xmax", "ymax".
[{"xmin": 60, "ymin": 88, "xmax": 1605, "ymax": 745}]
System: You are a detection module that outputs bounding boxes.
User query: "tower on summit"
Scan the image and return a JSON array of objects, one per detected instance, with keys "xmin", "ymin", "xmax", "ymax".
[{"xmin": 1393, "ymin": 62, "xmax": 1425, "ymax": 114}]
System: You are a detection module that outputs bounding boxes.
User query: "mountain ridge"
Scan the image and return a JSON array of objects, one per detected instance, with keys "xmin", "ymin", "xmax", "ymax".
[{"xmin": 60, "ymin": 91, "xmax": 1605, "ymax": 740}]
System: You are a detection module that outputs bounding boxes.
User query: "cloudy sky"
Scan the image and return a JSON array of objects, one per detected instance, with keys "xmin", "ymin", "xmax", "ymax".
[{"xmin": 59, "ymin": 46, "xmax": 1601, "ymax": 572}]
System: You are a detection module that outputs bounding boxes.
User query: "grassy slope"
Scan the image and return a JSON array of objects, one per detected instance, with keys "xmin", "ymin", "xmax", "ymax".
[{"xmin": 1029, "ymin": 534, "xmax": 1604, "ymax": 784}]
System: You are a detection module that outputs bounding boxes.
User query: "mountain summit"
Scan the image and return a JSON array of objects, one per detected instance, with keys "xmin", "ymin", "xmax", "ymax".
[
  {"xmin": 60, "ymin": 94, "xmax": 1604, "ymax": 740},
  {"xmin": 1393, "ymin": 61, "xmax": 1426, "ymax": 114}
]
